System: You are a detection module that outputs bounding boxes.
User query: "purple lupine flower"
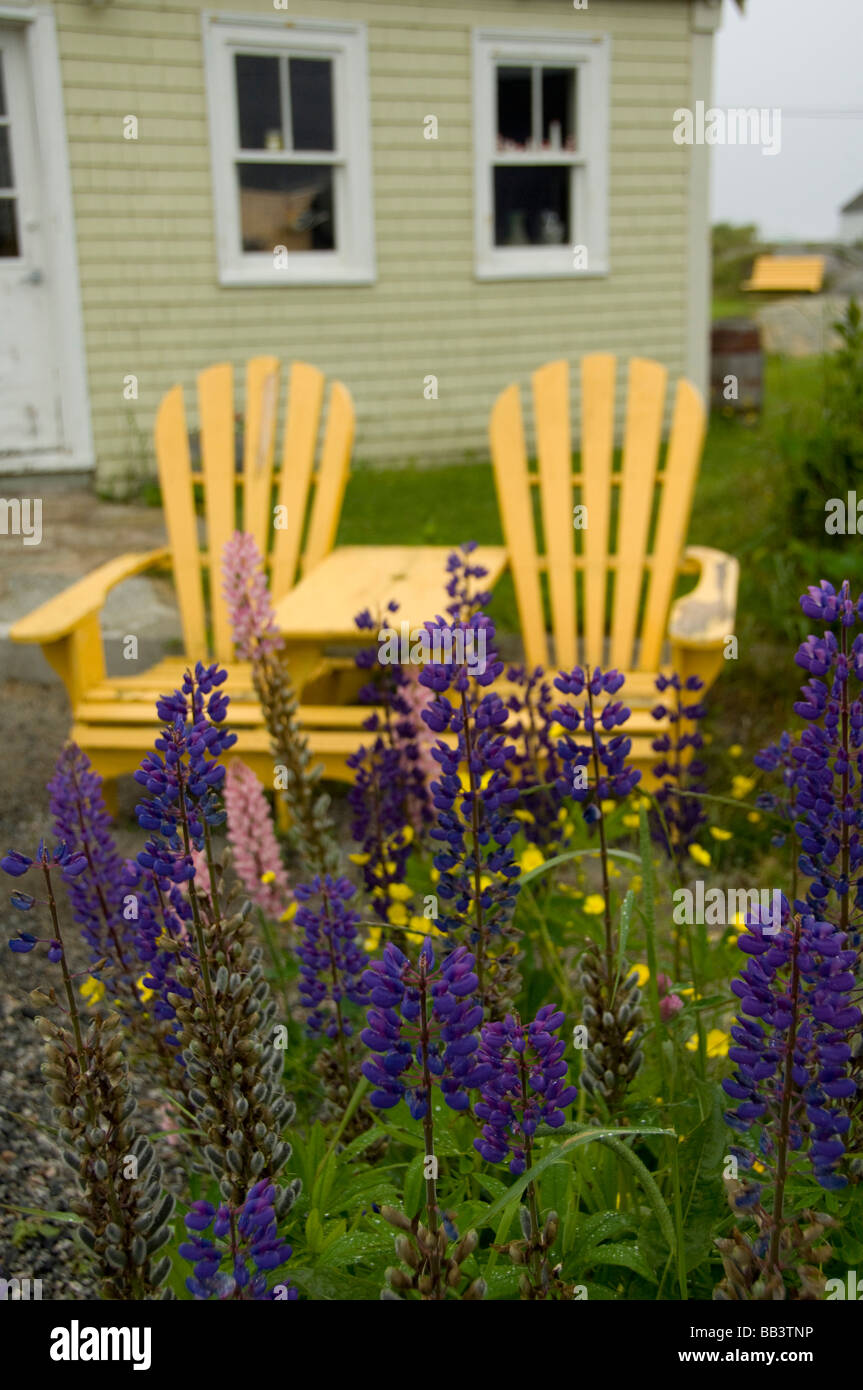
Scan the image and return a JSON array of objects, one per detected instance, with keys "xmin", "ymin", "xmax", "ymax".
[
  {"xmin": 553, "ymin": 666, "xmax": 641, "ymax": 819},
  {"xmin": 3, "ymin": 840, "xmax": 87, "ymax": 955},
  {"xmin": 180, "ymin": 1181, "xmax": 297, "ymax": 1300},
  {"xmin": 361, "ymin": 940, "xmax": 491, "ymax": 1119},
  {"xmin": 473, "ymin": 1005, "xmax": 577, "ymax": 1175},
  {"xmin": 444, "ymin": 542, "xmax": 493, "ymax": 621},
  {"xmin": 723, "ymin": 899, "xmax": 860, "ymax": 1189},
  {"xmin": 754, "ymin": 730, "xmax": 801, "ymax": 850},
  {"xmin": 649, "ymin": 673, "xmax": 707, "ymax": 860},
  {"xmin": 134, "ymin": 663, "xmax": 235, "ymax": 884},
  {"xmin": 505, "ymin": 665, "xmax": 567, "ymax": 853},
  {"xmin": 788, "ymin": 586, "xmax": 863, "ymax": 924},
  {"xmin": 418, "ymin": 615, "xmax": 520, "ymax": 969},
  {"xmin": 293, "ymin": 876, "xmax": 369, "ymax": 1038},
  {"xmin": 48, "ymin": 744, "xmax": 142, "ymax": 977}
]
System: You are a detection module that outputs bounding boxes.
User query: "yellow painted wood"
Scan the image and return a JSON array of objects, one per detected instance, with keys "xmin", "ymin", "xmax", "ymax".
[
  {"xmin": 155, "ymin": 383, "xmax": 208, "ymax": 657},
  {"xmin": 488, "ymin": 382, "xmax": 548, "ymax": 667},
  {"xmin": 274, "ymin": 544, "xmax": 509, "ymax": 640},
  {"xmin": 610, "ymin": 358, "xmax": 667, "ymax": 670},
  {"xmin": 640, "ymin": 378, "xmax": 706, "ymax": 670},
  {"xmin": 532, "ymin": 360, "xmax": 576, "ymax": 667},
  {"xmin": 580, "ymin": 353, "xmax": 616, "ymax": 666},
  {"xmin": 302, "ymin": 380, "xmax": 355, "ymax": 575},
  {"xmin": 198, "ymin": 362, "xmax": 238, "ymax": 662},
  {"xmin": 742, "ymin": 255, "xmax": 824, "ymax": 293},
  {"xmin": 9, "ymin": 548, "xmax": 169, "ymax": 643},
  {"xmin": 271, "ymin": 361, "xmax": 325, "ymax": 598},
  {"xmin": 242, "ymin": 356, "xmax": 280, "ymax": 555}
]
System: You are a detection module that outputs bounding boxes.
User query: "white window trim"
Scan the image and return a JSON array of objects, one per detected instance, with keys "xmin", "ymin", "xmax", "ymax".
[
  {"xmin": 202, "ymin": 13, "xmax": 375, "ymax": 288},
  {"xmin": 472, "ymin": 27, "xmax": 609, "ymax": 281}
]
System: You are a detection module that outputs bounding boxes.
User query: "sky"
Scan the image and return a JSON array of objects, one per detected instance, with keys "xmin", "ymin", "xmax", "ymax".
[{"xmin": 711, "ymin": 0, "xmax": 863, "ymax": 241}]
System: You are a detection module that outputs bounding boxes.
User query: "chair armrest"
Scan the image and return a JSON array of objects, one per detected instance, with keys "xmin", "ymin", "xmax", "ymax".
[
  {"xmin": 668, "ymin": 545, "xmax": 739, "ymax": 648},
  {"xmin": 10, "ymin": 548, "xmax": 171, "ymax": 644}
]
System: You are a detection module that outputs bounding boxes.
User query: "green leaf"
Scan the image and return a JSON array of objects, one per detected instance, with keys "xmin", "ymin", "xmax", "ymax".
[
  {"xmin": 571, "ymin": 1210, "xmax": 635, "ymax": 1259},
  {"xmin": 403, "ymin": 1152, "xmax": 426, "ymax": 1220},
  {"xmin": 479, "ymin": 1126, "xmax": 674, "ymax": 1229},
  {"xmin": 587, "ymin": 1240, "xmax": 656, "ymax": 1284},
  {"xmin": 518, "ymin": 846, "xmax": 641, "ymax": 887}
]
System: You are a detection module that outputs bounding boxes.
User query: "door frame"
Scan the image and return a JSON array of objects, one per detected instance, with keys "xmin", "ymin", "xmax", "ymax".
[{"xmin": 0, "ymin": 4, "xmax": 92, "ymax": 474}]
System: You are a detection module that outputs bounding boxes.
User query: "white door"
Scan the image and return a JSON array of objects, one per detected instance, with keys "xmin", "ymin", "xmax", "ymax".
[{"xmin": 0, "ymin": 25, "xmax": 64, "ymax": 461}]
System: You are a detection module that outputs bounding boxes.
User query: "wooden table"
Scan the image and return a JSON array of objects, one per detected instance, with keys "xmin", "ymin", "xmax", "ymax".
[{"xmin": 273, "ymin": 544, "xmax": 509, "ymax": 691}]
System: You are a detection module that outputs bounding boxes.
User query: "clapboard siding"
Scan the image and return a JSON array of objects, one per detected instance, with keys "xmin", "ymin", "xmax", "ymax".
[{"xmin": 52, "ymin": 0, "xmax": 696, "ymax": 487}]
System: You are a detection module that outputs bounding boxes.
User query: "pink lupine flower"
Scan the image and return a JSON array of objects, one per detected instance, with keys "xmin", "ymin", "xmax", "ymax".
[
  {"xmin": 660, "ymin": 993, "xmax": 684, "ymax": 1021},
  {"xmin": 222, "ymin": 531, "xmax": 283, "ymax": 661},
  {"xmin": 224, "ymin": 760, "xmax": 290, "ymax": 918},
  {"xmin": 190, "ymin": 847, "xmax": 211, "ymax": 897}
]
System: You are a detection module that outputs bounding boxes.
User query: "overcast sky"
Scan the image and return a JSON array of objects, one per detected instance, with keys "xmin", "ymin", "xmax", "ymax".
[{"xmin": 711, "ymin": 0, "xmax": 863, "ymax": 241}]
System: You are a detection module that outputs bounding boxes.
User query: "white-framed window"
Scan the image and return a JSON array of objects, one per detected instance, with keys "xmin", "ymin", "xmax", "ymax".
[
  {"xmin": 472, "ymin": 29, "xmax": 609, "ymax": 280},
  {"xmin": 203, "ymin": 15, "xmax": 375, "ymax": 287}
]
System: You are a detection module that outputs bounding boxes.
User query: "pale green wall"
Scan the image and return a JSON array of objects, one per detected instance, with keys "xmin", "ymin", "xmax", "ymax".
[{"xmin": 52, "ymin": 0, "xmax": 697, "ymax": 490}]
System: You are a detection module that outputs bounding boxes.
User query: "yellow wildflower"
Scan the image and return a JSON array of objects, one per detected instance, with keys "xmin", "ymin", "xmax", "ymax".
[
  {"xmin": 135, "ymin": 974, "xmax": 155, "ymax": 1004},
  {"xmin": 622, "ymin": 814, "xmax": 640, "ymax": 829},
  {"xmin": 518, "ymin": 847, "xmax": 545, "ymax": 875},
  {"xmin": 709, "ymin": 827, "xmax": 732, "ymax": 841},
  {"xmin": 349, "ymin": 852, "xmax": 371, "ymax": 866},
  {"xmin": 583, "ymin": 894, "xmax": 605, "ymax": 915},
  {"xmin": 364, "ymin": 926, "xmax": 382, "ymax": 953},
  {"xmin": 600, "ymin": 800, "xmax": 616, "ymax": 816},
  {"xmin": 80, "ymin": 976, "xmax": 105, "ymax": 1007},
  {"xmin": 729, "ymin": 744, "xmax": 743, "ymax": 758},
  {"xmin": 630, "ymin": 875, "xmax": 642, "ymax": 894},
  {"xmin": 387, "ymin": 882, "xmax": 413, "ymax": 901},
  {"xmin": 280, "ymin": 901, "xmax": 297, "ymax": 923},
  {"xmin": 514, "ymin": 809, "xmax": 535, "ymax": 824},
  {"xmin": 688, "ymin": 843, "xmax": 711, "ymax": 867},
  {"xmin": 731, "ymin": 774, "xmax": 755, "ymax": 800},
  {"xmin": 747, "ymin": 811, "xmax": 761, "ymax": 824},
  {"xmin": 685, "ymin": 1029, "xmax": 730, "ymax": 1058},
  {"xmin": 260, "ymin": 871, "xmax": 276, "ymax": 885},
  {"xmin": 387, "ymin": 902, "xmax": 409, "ymax": 927},
  {"xmin": 629, "ymin": 963, "xmax": 650, "ymax": 988}
]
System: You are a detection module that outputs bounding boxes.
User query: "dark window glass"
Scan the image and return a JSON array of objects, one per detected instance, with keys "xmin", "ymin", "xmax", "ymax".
[
  {"xmin": 0, "ymin": 197, "xmax": 19, "ymax": 257},
  {"xmin": 497, "ymin": 66, "xmax": 532, "ymax": 148},
  {"xmin": 542, "ymin": 68, "xmax": 576, "ymax": 149},
  {"xmin": 0, "ymin": 125, "xmax": 12, "ymax": 188},
  {"xmin": 289, "ymin": 58, "xmax": 334, "ymax": 151},
  {"xmin": 494, "ymin": 166, "xmax": 570, "ymax": 247},
  {"xmin": 235, "ymin": 54, "xmax": 283, "ymax": 150},
  {"xmin": 238, "ymin": 162, "xmax": 334, "ymax": 252}
]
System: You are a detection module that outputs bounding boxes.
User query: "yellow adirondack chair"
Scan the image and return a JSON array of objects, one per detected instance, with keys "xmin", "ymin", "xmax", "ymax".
[
  {"xmin": 10, "ymin": 358, "xmax": 365, "ymax": 798},
  {"xmin": 489, "ymin": 355, "xmax": 739, "ymax": 778}
]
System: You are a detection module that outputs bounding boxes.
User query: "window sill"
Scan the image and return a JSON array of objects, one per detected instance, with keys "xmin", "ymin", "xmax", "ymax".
[
  {"xmin": 475, "ymin": 258, "xmax": 609, "ymax": 282},
  {"xmin": 217, "ymin": 264, "xmax": 377, "ymax": 288}
]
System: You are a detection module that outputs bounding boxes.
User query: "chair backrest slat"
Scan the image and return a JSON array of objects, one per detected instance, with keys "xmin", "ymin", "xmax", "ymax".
[
  {"xmin": 489, "ymin": 353, "xmax": 705, "ymax": 676},
  {"xmin": 270, "ymin": 361, "xmax": 326, "ymax": 598},
  {"xmin": 609, "ymin": 358, "xmax": 667, "ymax": 669},
  {"xmin": 639, "ymin": 377, "xmax": 705, "ymax": 670},
  {"xmin": 155, "ymin": 384, "xmax": 208, "ymax": 657},
  {"xmin": 303, "ymin": 379, "xmax": 355, "ymax": 574},
  {"xmin": 580, "ymin": 353, "xmax": 616, "ymax": 666},
  {"xmin": 489, "ymin": 381, "xmax": 549, "ymax": 668},
  {"xmin": 198, "ymin": 362, "xmax": 238, "ymax": 662},
  {"xmin": 533, "ymin": 360, "xmax": 576, "ymax": 668},
  {"xmin": 155, "ymin": 357, "xmax": 354, "ymax": 660},
  {"xmin": 242, "ymin": 356, "xmax": 280, "ymax": 555}
]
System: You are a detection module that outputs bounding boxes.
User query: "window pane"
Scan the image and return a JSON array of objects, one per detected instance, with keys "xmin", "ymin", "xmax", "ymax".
[
  {"xmin": 289, "ymin": 58, "xmax": 334, "ymax": 151},
  {"xmin": 494, "ymin": 166, "xmax": 570, "ymax": 247},
  {"xmin": 0, "ymin": 197, "xmax": 19, "ymax": 257},
  {"xmin": 235, "ymin": 54, "xmax": 283, "ymax": 150},
  {"xmin": 497, "ymin": 66, "xmax": 532, "ymax": 150},
  {"xmin": 542, "ymin": 68, "xmax": 576, "ymax": 150},
  {"xmin": 238, "ymin": 162, "xmax": 334, "ymax": 252},
  {"xmin": 0, "ymin": 54, "xmax": 6, "ymax": 118},
  {"xmin": 0, "ymin": 125, "xmax": 13, "ymax": 188}
]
